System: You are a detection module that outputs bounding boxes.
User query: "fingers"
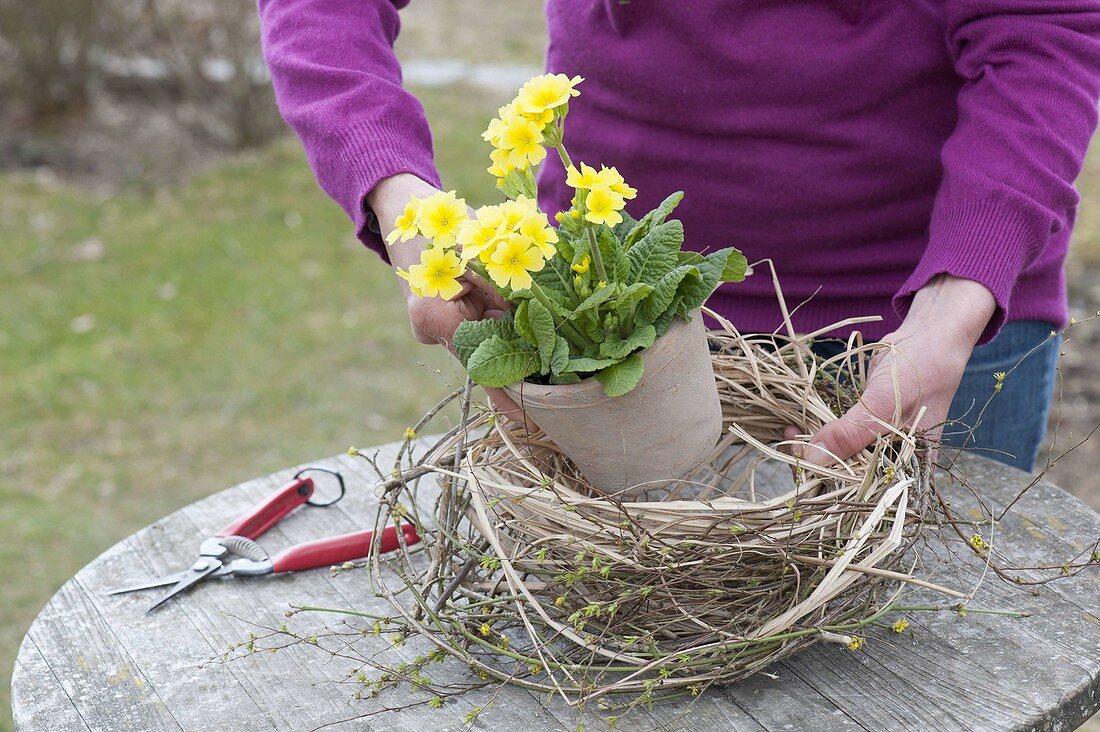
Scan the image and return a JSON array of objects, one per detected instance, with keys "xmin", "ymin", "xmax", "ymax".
[{"xmin": 799, "ymin": 401, "xmax": 892, "ymax": 467}]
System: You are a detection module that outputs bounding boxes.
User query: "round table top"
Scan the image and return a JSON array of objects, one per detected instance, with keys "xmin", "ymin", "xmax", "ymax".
[{"xmin": 12, "ymin": 443, "xmax": 1100, "ymax": 732}]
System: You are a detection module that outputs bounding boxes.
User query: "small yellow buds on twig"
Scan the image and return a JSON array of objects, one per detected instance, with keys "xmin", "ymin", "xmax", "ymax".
[{"xmin": 891, "ymin": 619, "xmax": 910, "ymax": 634}]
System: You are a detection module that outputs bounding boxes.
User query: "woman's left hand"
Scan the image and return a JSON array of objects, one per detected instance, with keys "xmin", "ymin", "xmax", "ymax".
[{"xmin": 788, "ymin": 274, "xmax": 996, "ymax": 466}]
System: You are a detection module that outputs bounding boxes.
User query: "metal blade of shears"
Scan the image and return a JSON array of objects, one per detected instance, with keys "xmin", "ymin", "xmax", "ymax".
[
  {"xmin": 104, "ymin": 569, "xmax": 195, "ymax": 596},
  {"xmin": 145, "ymin": 560, "xmax": 222, "ymax": 613}
]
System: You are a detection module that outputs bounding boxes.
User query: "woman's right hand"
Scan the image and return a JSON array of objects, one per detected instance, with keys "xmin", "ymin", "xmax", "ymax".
[{"xmin": 368, "ymin": 173, "xmax": 524, "ymax": 421}]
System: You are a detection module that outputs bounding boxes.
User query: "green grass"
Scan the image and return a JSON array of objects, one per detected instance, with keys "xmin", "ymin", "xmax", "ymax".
[{"xmin": 0, "ymin": 84, "xmax": 513, "ymax": 731}]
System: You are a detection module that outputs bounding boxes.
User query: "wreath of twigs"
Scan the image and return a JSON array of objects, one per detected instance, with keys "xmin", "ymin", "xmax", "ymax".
[{"xmin": 350, "ymin": 300, "xmax": 970, "ymax": 710}]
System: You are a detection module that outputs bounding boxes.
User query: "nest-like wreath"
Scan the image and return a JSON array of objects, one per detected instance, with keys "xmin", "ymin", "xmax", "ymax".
[{"xmin": 362, "ymin": 307, "xmax": 952, "ymax": 707}]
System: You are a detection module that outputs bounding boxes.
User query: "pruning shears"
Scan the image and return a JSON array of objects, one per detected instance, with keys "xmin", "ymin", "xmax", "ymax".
[{"xmin": 106, "ymin": 467, "xmax": 420, "ymax": 613}]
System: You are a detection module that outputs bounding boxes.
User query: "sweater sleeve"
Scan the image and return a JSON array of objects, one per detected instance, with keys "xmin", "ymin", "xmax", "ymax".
[
  {"xmin": 257, "ymin": 0, "xmax": 441, "ymax": 259},
  {"xmin": 892, "ymin": 0, "xmax": 1100, "ymax": 343}
]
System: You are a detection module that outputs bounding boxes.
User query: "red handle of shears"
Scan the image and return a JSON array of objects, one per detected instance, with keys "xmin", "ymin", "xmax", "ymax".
[
  {"xmin": 216, "ymin": 477, "xmax": 315, "ymax": 540},
  {"xmin": 270, "ymin": 523, "xmax": 421, "ymax": 573}
]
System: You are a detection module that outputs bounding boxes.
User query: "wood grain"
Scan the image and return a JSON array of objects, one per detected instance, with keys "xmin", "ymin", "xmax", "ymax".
[{"xmin": 12, "ymin": 446, "xmax": 1100, "ymax": 731}]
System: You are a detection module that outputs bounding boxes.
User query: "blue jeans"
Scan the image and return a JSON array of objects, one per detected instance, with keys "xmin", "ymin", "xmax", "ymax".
[{"xmin": 811, "ymin": 321, "xmax": 1061, "ymax": 472}]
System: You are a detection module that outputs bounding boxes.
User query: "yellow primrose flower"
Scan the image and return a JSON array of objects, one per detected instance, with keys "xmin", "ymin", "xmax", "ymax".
[
  {"xmin": 584, "ymin": 185, "xmax": 625, "ymax": 227},
  {"xmin": 399, "ymin": 246, "xmax": 465, "ymax": 300},
  {"xmin": 501, "ymin": 196, "xmax": 539, "ymax": 229},
  {"xmin": 456, "ymin": 216, "xmax": 503, "ymax": 263},
  {"xmin": 519, "ymin": 213, "xmax": 558, "ymax": 258},
  {"xmin": 395, "ymin": 268, "xmax": 425, "ymax": 298},
  {"xmin": 385, "ymin": 195, "xmax": 421, "ymax": 245},
  {"xmin": 514, "ymin": 73, "xmax": 584, "ymax": 116},
  {"xmin": 416, "ymin": 191, "xmax": 468, "ymax": 247},
  {"xmin": 499, "ymin": 116, "xmax": 547, "ymax": 169},
  {"xmin": 482, "ymin": 101, "xmax": 517, "ymax": 146},
  {"xmin": 565, "ymin": 162, "xmax": 601, "ymax": 190},
  {"xmin": 486, "ymin": 234, "xmax": 546, "ymax": 291},
  {"xmin": 571, "ymin": 255, "xmax": 591, "ymax": 274},
  {"xmin": 596, "ymin": 165, "xmax": 638, "ymax": 200},
  {"xmin": 487, "ymin": 147, "xmax": 513, "ymax": 178}
]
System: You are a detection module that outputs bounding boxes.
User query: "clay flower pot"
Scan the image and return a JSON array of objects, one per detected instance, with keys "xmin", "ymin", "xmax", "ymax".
[{"xmin": 504, "ymin": 311, "xmax": 722, "ymax": 497}]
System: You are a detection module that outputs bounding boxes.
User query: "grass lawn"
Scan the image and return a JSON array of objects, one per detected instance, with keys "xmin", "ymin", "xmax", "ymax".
[{"xmin": 0, "ymin": 84, "xmax": 515, "ymax": 731}]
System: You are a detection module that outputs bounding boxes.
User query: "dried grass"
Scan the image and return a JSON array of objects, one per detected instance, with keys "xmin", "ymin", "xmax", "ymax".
[{"xmin": 362, "ymin": 292, "xmax": 957, "ymax": 706}]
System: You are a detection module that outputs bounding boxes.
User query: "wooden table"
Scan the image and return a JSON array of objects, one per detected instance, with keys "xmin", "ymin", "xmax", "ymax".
[{"xmin": 12, "ymin": 442, "xmax": 1100, "ymax": 731}]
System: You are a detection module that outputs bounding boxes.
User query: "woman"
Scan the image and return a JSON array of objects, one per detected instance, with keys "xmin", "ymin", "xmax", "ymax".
[{"xmin": 257, "ymin": 1, "xmax": 1100, "ymax": 471}]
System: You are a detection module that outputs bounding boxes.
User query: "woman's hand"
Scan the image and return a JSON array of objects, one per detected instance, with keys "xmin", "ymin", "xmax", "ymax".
[
  {"xmin": 368, "ymin": 173, "xmax": 523, "ymax": 421},
  {"xmin": 789, "ymin": 275, "xmax": 996, "ymax": 466}
]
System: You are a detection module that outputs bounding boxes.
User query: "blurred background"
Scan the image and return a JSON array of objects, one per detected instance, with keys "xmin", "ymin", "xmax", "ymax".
[{"xmin": 1, "ymin": 2, "xmax": 1098, "ymax": 729}]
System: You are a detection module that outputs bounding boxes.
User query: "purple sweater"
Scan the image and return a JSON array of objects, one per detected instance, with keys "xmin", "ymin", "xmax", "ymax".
[{"xmin": 258, "ymin": 0, "xmax": 1100, "ymax": 343}]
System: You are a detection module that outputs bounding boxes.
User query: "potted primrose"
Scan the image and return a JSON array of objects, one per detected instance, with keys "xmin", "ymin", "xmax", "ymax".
[{"xmin": 387, "ymin": 73, "xmax": 747, "ymax": 495}]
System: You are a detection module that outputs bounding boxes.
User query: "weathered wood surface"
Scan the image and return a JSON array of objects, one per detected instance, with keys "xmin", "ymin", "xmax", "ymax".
[{"xmin": 12, "ymin": 445, "xmax": 1100, "ymax": 732}]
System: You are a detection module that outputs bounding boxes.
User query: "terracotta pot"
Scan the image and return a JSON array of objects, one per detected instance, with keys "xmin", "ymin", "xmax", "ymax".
[{"xmin": 504, "ymin": 310, "xmax": 722, "ymax": 498}]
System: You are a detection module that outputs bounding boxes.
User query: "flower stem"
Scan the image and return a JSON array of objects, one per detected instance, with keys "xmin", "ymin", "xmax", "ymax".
[
  {"xmin": 553, "ymin": 141, "xmax": 573, "ymax": 172},
  {"xmin": 585, "ymin": 226, "xmax": 609, "ymax": 283}
]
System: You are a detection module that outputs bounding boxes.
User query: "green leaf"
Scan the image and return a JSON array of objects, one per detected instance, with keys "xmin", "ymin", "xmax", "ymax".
[
  {"xmin": 564, "ymin": 356, "xmax": 620, "ymax": 374},
  {"xmin": 530, "ymin": 256, "xmax": 576, "ymax": 304},
  {"xmin": 527, "ymin": 297, "xmax": 557, "ymax": 375},
  {"xmin": 513, "ymin": 300, "xmax": 534, "ymax": 345},
  {"xmin": 612, "ymin": 209, "xmax": 639, "ymax": 242},
  {"xmin": 638, "ymin": 265, "xmax": 693, "ymax": 324},
  {"xmin": 466, "ymin": 335, "xmax": 538, "ymax": 387},
  {"xmin": 715, "ymin": 246, "xmax": 749, "ymax": 282},
  {"xmin": 676, "ymin": 253, "xmax": 724, "ymax": 314},
  {"xmin": 599, "ymin": 324, "xmax": 656, "ymax": 360},
  {"xmin": 622, "ymin": 192, "xmax": 684, "ymax": 249},
  {"xmin": 596, "ymin": 353, "xmax": 645, "ymax": 397},
  {"xmin": 596, "ymin": 226, "xmax": 623, "ymax": 282},
  {"xmin": 613, "ymin": 282, "xmax": 653, "ymax": 320},
  {"xmin": 550, "ymin": 372, "xmax": 582, "ymax": 385},
  {"xmin": 550, "ymin": 335, "xmax": 570, "ymax": 375},
  {"xmin": 651, "ymin": 309, "xmax": 677, "ymax": 338},
  {"xmin": 453, "ymin": 315, "xmax": 516, "ymax": 368},
  {"xmin": 568, "ymin": 283, "xmax": 616, "ymax": 320},
  {"xmin": 627, "ymin": 220, "xmax": 682, "ymax": 285}
]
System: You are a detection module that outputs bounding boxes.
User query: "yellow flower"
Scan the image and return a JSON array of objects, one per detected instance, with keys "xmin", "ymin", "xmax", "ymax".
[
  {"xmin": 565, "ymin": 162, "xmax": 601, "ymax": 190},
  {"xmin": 395, "ymin": 268, "xmax": 425, "ymax": 298},
  {"xmin": 892, "ymin": 619, "xmax": 910, "ymax": 634},
  {"xmin": 514, "ymin": 73, "xmax": 584, "ymax": 115},
  {"xmin": 416, "ymin": 191, "xmax": 467, "ymax": 247},
  {"xmin": 595, "ymin": 165, "xmax": 638, "ymax": 200},
  {"xmin": 456, "ymin": 216, "xmax": 503, "ymax": 264},
  {"xmin": 487, "ymin": 147, "xmax": 513, "ymax": 179},
  {"xmin": 501, "ymin": 196, "xmax": 539, "ymax": 229},
  {"xmin": 499, "ymin": 116, "xmax": 547, "ymax": 169},
  {"xmin": 584, "ymin": 185, "xmax": 625, "ymax": 227},
  {"xmin": 385, "ymin": 195, "xmax": 421, "ymax": 245},
  {"xmin": 482, "ymin": 102, "xmax": 517, "ymax": 146},
  {"xmin": 486, "ymin": 234, "xmax": 545, "ymax": 291},
  {"xmin": 480, "ymin": 622, "xmax": 491, "ymax": 637},
  {"xmin": 399, "ymin": 246, "xmax": 465, "ymax": 300},
  {"xmin": 519, "ymin": 212, "xmax": 558, "ymax": 258},
  {"xmin": 403, "ymin": 427, "xmax": 417, "ymax": 440},
  {"xmin": 571, "ymin": 255, "xmax": 590, "ymax": 274},
  {"xmin": 847, "ymin": 636, "xmax": 863, "ymax": 651}
]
